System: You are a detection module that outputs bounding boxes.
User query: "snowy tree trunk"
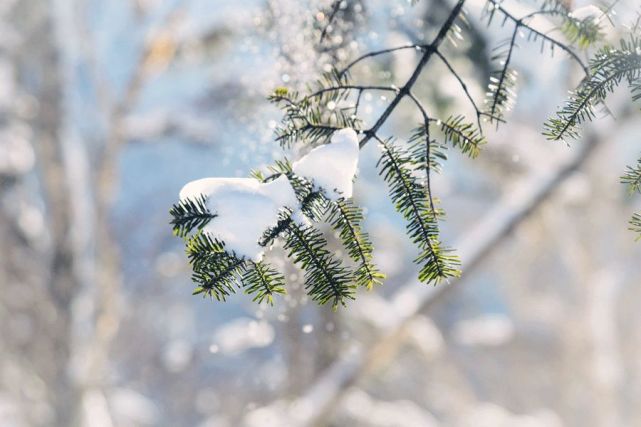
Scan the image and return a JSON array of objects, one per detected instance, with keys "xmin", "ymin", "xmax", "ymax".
[{"xmin": 12, "ymin": 1, "xmax": 83, "ymax": 424}]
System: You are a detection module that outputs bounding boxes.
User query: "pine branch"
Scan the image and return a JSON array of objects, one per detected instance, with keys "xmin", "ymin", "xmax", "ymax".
[
  {"xmin": 432, "ymin": 115, "xmax": 486, "ymax": 158},
  {"xmin": 326, "ymin": 198, "xmax": 385, "ymax": 289},
  {"xmin": 622, "ymin": 157, "xmax": 641, "ymax": 194},
  {"xmin": 480, "ymin": 0, "xmax": 613, "ymax": 125},
  {"xmin": 242, "ymin": 261, "xmax": 287, "ymax": 304},
  {"xmin": 187, "ymin": 234, "xmax": 245, "ymax": 301},
  {"xmin": 376, "ymin": 137, "xmax": 460, "ymax": 284},
  {"xmin": 630, "ymin": 213, "xmax": 641, "ymax": 239},
  {"xmin": 269, "ymin": 71, "xmax": 362, "ymax": 148},
  {"xmin": 286, "ymin": 173, "xmax": 329, "ymax": 222},
  {"xmin": 544, "ymin": 36, "xmax": 641, "ymax": 141},
  {"xmin": 283, "ymin": 221, "xmax": 355, "ymax": 308},
  {"xmin": 486, "ymin": 26, "xmax": 519, "ymax": 122},
  {"xmin": 169, "ymin": 195, "xmax": 217, "ymax": 237},
  {"xmin": 562, "ymin": 12, "xmax": 604, "ymax": 49}
]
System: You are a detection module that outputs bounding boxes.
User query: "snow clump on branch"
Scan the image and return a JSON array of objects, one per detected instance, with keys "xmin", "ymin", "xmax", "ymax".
[{"xmin": 178, "ymin": 127, "xmax": 361, "ymax": 259}]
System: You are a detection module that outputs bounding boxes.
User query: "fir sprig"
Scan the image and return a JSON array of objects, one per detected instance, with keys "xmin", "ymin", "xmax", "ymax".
[
  {"xmin": 187, "ymin": 233, "xmax": 286, "ymax": 305},
  {"xmin": 188, "ymin": 234, "xmax": 244, "ymax": 301},
  {"xmin": 485, "ymin": 32, "xmax": 519, "ymax": 122},
  {"xmin": 630, "ymin": 213, "xmax": 641, "ymax": 239},
  {"xmin": 622, "ymin": 157, "xmax": 641, "ymax": 194},
  {"xmin": 433, "ymin": 115, "xmax": 486, "ymax": 158},
  {"xmin": 326, "ymin": 198, "xmax": 385, "ymax": 289},
  {"xmin": 169, "ymin": 195, "xmax": 217, "ymax": 237},
  {"xmin": 242, "ymin": 261, "xmax": 287, "ymax": 304},
  {"xmin": 562, "ymin": 13, "xmax": 604, "ymax": 49},
  {"xmin": 544, "ymin": 36, "xmax": 641, "ymax": 142},
  {"xmin": 283, "ymin": 219, "xmax": 355, "ymax": 308},
  {"xmin": 377, "ymin": 138, "xmax": 460, "ymax": 284},
  {"xmin": 268, "ymin": 70, "xmax": 361, "ymax": 148}
]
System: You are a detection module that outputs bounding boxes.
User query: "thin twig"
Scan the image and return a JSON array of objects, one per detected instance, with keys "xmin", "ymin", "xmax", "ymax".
[
  {"xmin": 320, "ymin": 0, "xmax": 343, "ymax": 43},
  {"xmin": 487, "ymin": 0, "xmax": 590, "ymax": 77},
  {"xmin": 434, "ymin": 49, "xmax": 485, "ymax": 131},
  {"xmin": 339, "ymin": 44, "xmax": 425, "ymax": 77},
  {"xmin": 359, "ymin": 0, "xmax": 467, "ymax": 148}
]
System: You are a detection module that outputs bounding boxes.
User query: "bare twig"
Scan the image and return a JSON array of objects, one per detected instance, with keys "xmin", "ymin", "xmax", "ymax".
[
  {"xmin": 360, "ymin": 0, "xmax": 467, "ymax": 148},
  {"xmin": 319, "ymin": 0, "xmax": 343, "ymax": 43}
]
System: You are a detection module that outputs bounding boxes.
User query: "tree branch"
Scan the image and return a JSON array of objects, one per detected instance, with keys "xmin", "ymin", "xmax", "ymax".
[{"xmin": 359, "ymin": 0, "xmax": 467, "ymax": 148}]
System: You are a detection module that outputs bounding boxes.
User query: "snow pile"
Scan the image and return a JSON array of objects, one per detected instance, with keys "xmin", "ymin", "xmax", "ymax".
[
  {"xmin": 179, "ymin": 175, "xmax": 297, "ymax": 261},
  {"xmin": 570, "ymin": 5, "xmax": 603, "ymax": 21},
  {"xmin": 178, "ymin": 127, "xmax": 361, "ymax": 259},
  {"xmin": 293, "ymin": 128, "xmax": 360, "ymax": 200}
]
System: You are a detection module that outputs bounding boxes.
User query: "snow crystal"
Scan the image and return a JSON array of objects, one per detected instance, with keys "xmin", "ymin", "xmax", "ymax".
[
  {"xmin": 292, "ymin": 128, "xmax": 360, "ymax": 201},
  {"xmin": 179, "ymin": 175, "xmax": 297, "ymax": 261}
]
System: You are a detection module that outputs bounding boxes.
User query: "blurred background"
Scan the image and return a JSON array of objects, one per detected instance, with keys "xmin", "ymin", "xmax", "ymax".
[{"xmin": 1, "ymin": 0, "xmax": 640, "ymax": 426}]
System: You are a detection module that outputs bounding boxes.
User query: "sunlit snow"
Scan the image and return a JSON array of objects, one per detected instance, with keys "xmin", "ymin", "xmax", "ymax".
[
  {"xmin": 179, "ymin": 175, "xmax": 297, "ymax": 261},
  {"xmin": 292, "ymin": 127, "xmax": 360, "ymax": 200},
  {"xmin": 178, "ymin": 128, "xmax": 360, "ymax": 259}
]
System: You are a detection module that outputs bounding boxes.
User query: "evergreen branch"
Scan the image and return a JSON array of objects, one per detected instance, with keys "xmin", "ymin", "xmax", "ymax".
[
  {"xmin": 486, "ymin": 25, "xmax": 519, "ymax": 122},
  {"xmin": 269, "ymin": 75, "xmax": 362, "ymax": 148},
  {"xmin": 431, "ymin": 115, "xmax": 486, "ymax": 158},
  {"xmin": 622, "ymin": 157, "xmax": 641, "ymax": 194},
  {"xmin": 259, "ymin": 209, "xmax": 295, "ymax": 248},
  {"xmin": 405, "ymin": 97, "xmax": 441, "ymax": 226},
  {"xmin": 287, "ymin": 173, "xmax": 329, "ymax": 221},
  {"xmin": 242, "ymin": 261, "xmax": 287, "ymax": 304},
  {"xmin": 326, "ymin": 198, "xmax": 385, "ymax": 289},
  {"xmin": 376, "ymin": 136, "xmax": 460, "ymax": 284},
  {"xmin": 630, "ymin": 213, "xmax": 641, "ymax": 239},
  {"xmin": 562, "ymin": 13, "xmax": 604, "ymax": 49},
  {"xmin": 405, "ymin": 94, "xmax": 441, "ymax": 226},
  {"xmin": 185, "ymin": 232, "xmax": 227, "ymax": 270},
  {"xmin": 169, "ymin": 195, "xmax": 217, "ymax": 237},
  {"xmin": 283, "ymin": 222, "xmax": 355, "ymax": 308},
  {"xmin": 544, "ymin": 37, "xmax": 641, "ymax": 141},
  {"xmin": 186, "ymin": 234, "xmax": 245, "ymax": 301}
]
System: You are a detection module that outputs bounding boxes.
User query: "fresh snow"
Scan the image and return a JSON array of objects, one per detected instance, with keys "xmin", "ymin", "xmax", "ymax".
[
  {"xmin": 570, "ymin": 5, "xmax": 603, "ymax": 21},
  {"xmin": 292, "ymin": 128, "xmax": 360, "ymax": 201},
  {"xmin": 178, "ymin": 127, "xmax": 361, "ymax": 259},
  {"xmin": 179, "ymin": 175, "xmax": 297, "ymax": 261}
]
